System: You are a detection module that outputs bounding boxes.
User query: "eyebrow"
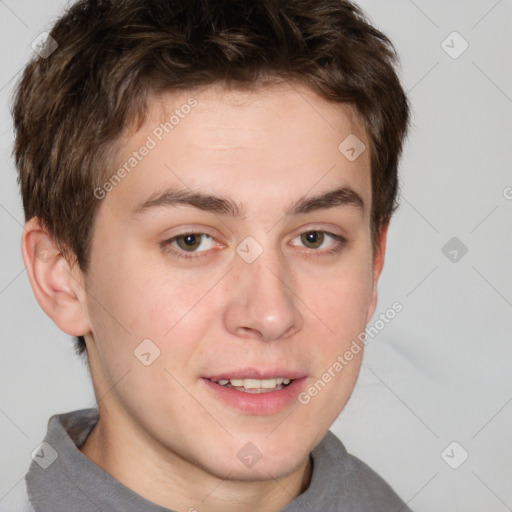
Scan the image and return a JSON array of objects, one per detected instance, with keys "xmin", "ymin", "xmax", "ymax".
[{"xmin": 132, "ymin": 185, "xmax": 364, "ymax": 218}]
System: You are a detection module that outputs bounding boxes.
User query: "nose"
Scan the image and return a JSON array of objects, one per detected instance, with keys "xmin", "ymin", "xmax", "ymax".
[{"xmin": 223, "ymin": 246, "xmax": 303, "ymax": 342}]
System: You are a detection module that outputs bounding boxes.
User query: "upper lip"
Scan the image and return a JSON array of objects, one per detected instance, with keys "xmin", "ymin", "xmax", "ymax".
[{"xmin": 204, "ymin": 368, "xmax": 306, "ymax": 381}]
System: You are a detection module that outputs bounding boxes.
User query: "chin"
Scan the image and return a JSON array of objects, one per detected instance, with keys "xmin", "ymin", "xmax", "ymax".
[
  {"xmin": 219, "ymin": 456, "xmax": 306, "ymax": 483},
  {"xmin": 199, "ymin": 436, "xmax": 311, "ymax": 482}
]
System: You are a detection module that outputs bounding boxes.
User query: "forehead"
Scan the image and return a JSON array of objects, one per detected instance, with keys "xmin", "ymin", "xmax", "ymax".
[
  {"xmin": 148, "ymin": 82, "xmax": 367, "ymax": 151},
  {"xmin": 105, "ymin": 82, "xmax": 371, "ymax": 219}
]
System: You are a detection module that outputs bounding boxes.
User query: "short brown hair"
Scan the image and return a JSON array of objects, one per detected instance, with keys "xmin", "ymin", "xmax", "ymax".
[{"xmin": 12, "ymin": 0, "xmax": 410, "ymax": 358}]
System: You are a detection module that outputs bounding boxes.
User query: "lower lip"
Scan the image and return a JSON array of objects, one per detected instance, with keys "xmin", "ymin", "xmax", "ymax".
[{"xmin": 201, "ymin": 378, "xmax": 306, "ymax": 415}]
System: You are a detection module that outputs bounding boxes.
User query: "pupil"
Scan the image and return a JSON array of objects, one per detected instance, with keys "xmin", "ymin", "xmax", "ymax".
[
  {"xmin": 303, "ymin": 231, "xmax": 323, "ymax": 248},
  {"xmin": 178, "ymin": 234, "xmax": 200, "ymax": 250}
]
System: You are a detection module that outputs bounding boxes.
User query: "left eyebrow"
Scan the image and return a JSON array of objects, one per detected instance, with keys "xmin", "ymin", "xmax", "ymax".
[
  {"xmin": 288, "ymin": 186, "xmax": 365, "ymax": 216},
  {"xmin": 132, "ymin": 185, "xmax": 365, "ymax": 218}
]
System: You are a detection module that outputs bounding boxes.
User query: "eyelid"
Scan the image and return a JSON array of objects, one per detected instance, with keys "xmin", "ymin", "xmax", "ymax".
[
  {"xmin": 290, "ymin": 231, "xmax": 347, "ymax": 258},
  {"xmin": 160, "ymin": 232, "xmax": 221, "ymax": 260}
]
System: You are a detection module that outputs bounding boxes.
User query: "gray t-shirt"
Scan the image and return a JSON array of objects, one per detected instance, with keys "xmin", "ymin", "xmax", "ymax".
[{"xmin": 6, "ymin": 409, "xmax": 412, "ymax": 511}]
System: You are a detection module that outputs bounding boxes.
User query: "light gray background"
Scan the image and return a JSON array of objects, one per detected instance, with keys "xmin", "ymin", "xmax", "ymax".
[{"xmin": 1, "ymin": 0, "xmax": 511, "ymax": 510}]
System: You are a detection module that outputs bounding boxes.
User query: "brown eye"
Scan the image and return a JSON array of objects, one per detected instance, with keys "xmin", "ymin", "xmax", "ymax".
[
  {"xmin": 300, "ymin": 231, "xmax": 325, "ymax": 249},
  {"xmin": 291, "ymin": 230, "xmax": 347, "ymax": 257},
  {"xmin": 175, "ymin": 233, "xmax": 204, "ymax": 252},
  {"xmin": 161, "ymin": 232, "xmax": 217, "ymax": 259}
]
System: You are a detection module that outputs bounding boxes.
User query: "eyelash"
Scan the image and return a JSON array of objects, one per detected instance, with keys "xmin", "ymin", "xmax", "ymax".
[{"xmin": 160, "ymin": 230, "xmax": 347, "ymax": 260}]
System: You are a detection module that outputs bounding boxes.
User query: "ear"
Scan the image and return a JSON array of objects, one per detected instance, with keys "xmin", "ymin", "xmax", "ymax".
[
  {"xmin": 366, "ymin": 222, "xmax": 389, "ymax": 323},
  {"xmin": 21, "ymin": 217, "xmax": 91, "ymax": 337}
]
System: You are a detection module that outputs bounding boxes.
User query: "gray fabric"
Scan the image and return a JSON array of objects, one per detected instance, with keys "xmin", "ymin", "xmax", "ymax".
[{"xmin": 24, "ymin": 409, "xmax": 412, "ymax": 512}]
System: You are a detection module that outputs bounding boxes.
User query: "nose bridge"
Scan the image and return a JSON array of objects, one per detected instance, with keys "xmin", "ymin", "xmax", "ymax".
[
  {"xmin": 245, "ymin": 245, "xmax": 290, "ymax": 303},
  {"xmin": 224, "ymin": 235, "xmax": 302, "ymax": 341}
]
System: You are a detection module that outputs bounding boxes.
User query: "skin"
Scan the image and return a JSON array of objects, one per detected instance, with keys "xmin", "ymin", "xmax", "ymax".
[{"xmin": 22, "ymin": 82, "xmax": 387, "ymax": 512}]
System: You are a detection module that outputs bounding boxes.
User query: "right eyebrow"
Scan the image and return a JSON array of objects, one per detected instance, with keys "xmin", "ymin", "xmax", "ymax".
[{"xmin": 132, "ymin": 188, "xmax": 247, "ymax": 218}]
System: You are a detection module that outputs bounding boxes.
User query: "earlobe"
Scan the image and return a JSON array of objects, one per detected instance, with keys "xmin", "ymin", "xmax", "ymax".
[
  {"xmin": 366, "ymin": 223, "xmax": 389, "ymax": 323},
  {"xmin": 21, "ymin": 218, "xmax": 91, "ymax": 337}
]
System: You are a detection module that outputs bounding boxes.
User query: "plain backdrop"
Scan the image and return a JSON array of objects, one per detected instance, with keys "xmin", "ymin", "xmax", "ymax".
[{"xmin": 1, "ymin": 1, "xmax": 511, "ymax": 510}]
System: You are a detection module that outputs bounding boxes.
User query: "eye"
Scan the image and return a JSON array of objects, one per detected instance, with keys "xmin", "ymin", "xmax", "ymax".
[
  {"xmin": 161, "ymin": 229, "xmax": 346, "ymax": 261},
  {"xmin": 161, "ymin": 232, "xmax": 217, "ymax": 259},
  {"xmin": 291, "ymin": 230, "xmax": 346, "ymax": 255}
]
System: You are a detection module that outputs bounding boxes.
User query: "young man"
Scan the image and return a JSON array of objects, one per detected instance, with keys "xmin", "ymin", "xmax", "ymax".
[{"xmin": 9, "ymin": 0, "xmax": 410, "ymax": 510}]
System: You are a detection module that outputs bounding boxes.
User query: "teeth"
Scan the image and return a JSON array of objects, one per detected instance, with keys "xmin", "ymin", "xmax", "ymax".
[
  {"xmin": 245, "ymin": 378, "xmax": 263, "ymax": 389},
  {"xmin": 214, "ymin": 377, "xmax": 292, "ymax": 389}
]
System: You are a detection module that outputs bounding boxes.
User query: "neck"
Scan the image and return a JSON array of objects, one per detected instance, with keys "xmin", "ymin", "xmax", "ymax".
[{"xmin": 79, "ymin": 408, "xmax": 312, "ymax": 512}]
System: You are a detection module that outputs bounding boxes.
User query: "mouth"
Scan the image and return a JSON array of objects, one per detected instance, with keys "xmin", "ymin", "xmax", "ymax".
[
  {"xmin": 202, "ymin": 371, "xmax": 307, "ymax": 414},
  {"xmin": 207, "ymin": 377, "xmax": 293, "ymax": 394}
]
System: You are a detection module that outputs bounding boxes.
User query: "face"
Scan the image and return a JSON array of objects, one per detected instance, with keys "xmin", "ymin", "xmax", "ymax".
[{"xmin": 81, "ymin": 82, "xmax": 382, "ymax": 482}]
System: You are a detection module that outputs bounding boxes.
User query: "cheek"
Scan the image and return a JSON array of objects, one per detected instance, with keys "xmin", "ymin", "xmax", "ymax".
[
  {"xmin": 303, "ymin": 259, "xmax": 374, "ymax": 340},
  {"xmin": 126, "ymin": 268, "xmax": 217, "ymax": 340}
]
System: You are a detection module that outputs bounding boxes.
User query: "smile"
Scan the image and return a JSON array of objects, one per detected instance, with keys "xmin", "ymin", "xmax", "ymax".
[
  {"xmin": 202, "ymin": 372, "xmax": 306, "ymax": 414},
  {"xmin": 209, "ymin": 377, "xmax": 293, "ymax": 393}
]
